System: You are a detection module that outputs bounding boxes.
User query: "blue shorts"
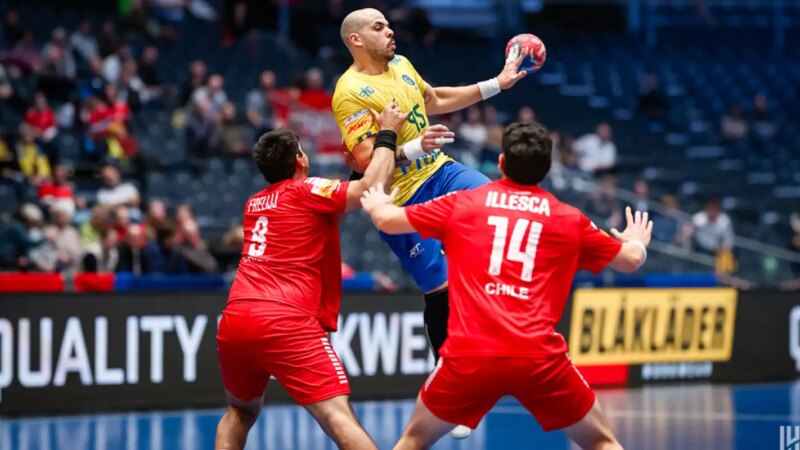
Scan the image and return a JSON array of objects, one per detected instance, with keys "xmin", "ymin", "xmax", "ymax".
[{"xmin": 381, "ymin": 162, "xmax": 490, "ymax": 292}]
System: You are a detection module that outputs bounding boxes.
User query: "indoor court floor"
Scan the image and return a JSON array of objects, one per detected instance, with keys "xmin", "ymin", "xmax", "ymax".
[{"xmin": 2, "ymin": 381, "xmax": 797, "ymax": 449}]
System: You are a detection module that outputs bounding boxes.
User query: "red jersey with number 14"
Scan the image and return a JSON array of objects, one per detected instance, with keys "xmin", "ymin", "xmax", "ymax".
[
  {"xmin": 227, "ymin": 177, "xmax": 349, "ymax": 331},
  {"xmin": 405, "ymin": 179, "xmax": 622, "ymax": 358}
]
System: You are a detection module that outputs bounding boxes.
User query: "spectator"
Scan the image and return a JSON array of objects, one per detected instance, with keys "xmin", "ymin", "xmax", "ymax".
[
  {"xmin": 15, "ymin": 123, "xmax": 51, "ymax": 185},
  {"xmin": 153, "ymin": 0, "xmax": 187, "ymax": 24},
  {"xmin": 481, "ymin": 105, "xmax": 504, "ymax": 166},
  {"xmin": 298, "ymin": 67, "xmax": 331, "ymax": 110},
  {"xmin": 7, "ymin": 30, "xmax": 41, "ymax": 72},
  {"xmin": 38, "ymin": 164, "xmax": 76, "ymax": 215},
  {"xmin": 557, "ymin": 133, "xmax": 579, "ymax": 170},
  {"xmin": 691, "ymin": 199, "xmax": 734, "ymax": 255},
  {"xmin": 186, "ymin": 99, "xmax": 219, "ymax": 159},
  {"xmin": 72, "ymin": 195, "xmax": 92, "ymax": 226},
  {"xmin": 0, "ymin": 206, "xmax": 36, "ymax": 270},
  {"xmin": 632, "ymin": 179, "xmax": 650, "ymax": 213},
  {"xmin": 118, "ymin": 60, "xmax": 146, "ymax": 109},
  {"xmin": 177, "ymin": 219, "xmax": 218, "ymax": 273},
  {"xmin": 751, "ymin": 94, "xmax": 776, "ymax": 139},
  {"xmin": 145, "ymin": 199, "xmax": 168, "ymax": 238},
  {"xmin": 245, "ymin": 70, "xmax": 279, "ymax": 135},
  {"xmin": 582, "ymin": 175, "xmax": 623, "ymax": 229},
  {"xmin": 219, "ymin": 102, "xmax": 249, "ymax": 156},
  {"xmin": 102, "ymin": 43, "xmax": 133, "ymax": 85},
  {"xmin": 97, "ymin": 20, "xmax": 119, "ymax": 59},
  {"xmin": 96, "ymin": 165, "xmax": 141, "ymax": 211},
  {"xmin": 117, "ymin": 223, "xmax": 148, "ymax": 274},
  {"xmin": 720, "ymin": 104, "xmax": 748, "ymax": 142},
  {"xmin": 652, "ymin": 195, "xmax": 692, "ymax": 247},
  {"xmin": 40, "ymin": 27, "xmax": 76, "ymax": 79},
  {"xmin": 138, "ymin": 46, "xmax": 166, "ymax": 101},
  {"xmin": 23, "ymin": 92, "xmax": 58, "ymax": 164},
  {"xmin": 83, "ymin": 228, "xmax": 120, "ymax": 273},
  {"xmin": 103, "ymin": 84, "xmax": 138, "ymax": 161},
  {"xmin": 459, "ymin": 106, "xmax": 488, "ymax": 157},
  {"xmin": 2, "ymin": 10, "xmax": 24, "ymax": 48},
  {"xmin": 70, "ymin": 20, "xmax": 99, "ymax": 67},
  {"xmin": 80, "ymin": 204, "xmax": 109, "ymax": 248},
  {"xmin": 112, "ymin": 204, "xmax": 142, "ymax": 242},
  {"xmin": 637, "ymin": 74, "xmax": 669, "ymax": 121},
  {"xmin": 517, "ymin": 106, "xmax": 536, "ymax": 124},
  {"xmin": 190, "ymin": 73, "xmax": 227, "ymax": 118},
  {"xmin": 179, "ymin": 60, "xmax": 207, "ymax": 106},
  {"xmin": 572, "ymin": 122, "xmax": 617, "ymax": 173},
  {"xmin": 43, "ymin": 205, "xmax": 83, "ymax": 274},
  {"xmin": 144, "ymin": 221, "xmax": 189, "ymax": 274},
  {"xmin": 19, "ymin": 203, "xmax": 56, "ymax": 272}
]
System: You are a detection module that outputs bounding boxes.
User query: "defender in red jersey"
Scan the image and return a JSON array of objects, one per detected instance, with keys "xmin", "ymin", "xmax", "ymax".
[
  {"xmin": 215, "ymin": 103, "xmax": 410, "ymax": 450},
  {"xmin": 361, "ymin": 122, "xmax": 653, "ymax": 450}
]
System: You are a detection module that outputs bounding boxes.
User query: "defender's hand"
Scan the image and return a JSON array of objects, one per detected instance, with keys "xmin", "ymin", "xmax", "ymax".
[
  {"xmin": 361, "ymin": 184, "xmax": 398, "ymax": 213},
  {"xmin": 372, "ymin": 103, "xmax": 408, "ymax": 133},
  {"xmin": 610, "ymin": 207, "xmax": 654, "ymax": 246}
]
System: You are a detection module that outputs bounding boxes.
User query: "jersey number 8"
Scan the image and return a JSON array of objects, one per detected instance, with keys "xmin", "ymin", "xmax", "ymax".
[{"xmin": 248, "ymin": 217, "xmax": 269, "ymax": 257}]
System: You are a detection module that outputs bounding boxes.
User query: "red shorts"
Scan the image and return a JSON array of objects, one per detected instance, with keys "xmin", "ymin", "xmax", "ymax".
[
  {"xmin": 217, "ymin": 302, "xmax": 350, "ymax": 405},
  {"xmin": 421, "ymin": 354, "xmax": 595, "ymax": 431}
]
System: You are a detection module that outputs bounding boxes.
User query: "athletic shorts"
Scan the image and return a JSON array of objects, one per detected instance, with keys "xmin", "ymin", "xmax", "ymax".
[
  {"xmin": 381, "ymin": 161, "xmax": 489, "ymax": 292},
  {"xmin": 217, "ymin": 302, "xmax": 350, "ymax": 405},
  {"xmin": 420, "ymin": 354, "xmax": 595, "ymax": 431}
]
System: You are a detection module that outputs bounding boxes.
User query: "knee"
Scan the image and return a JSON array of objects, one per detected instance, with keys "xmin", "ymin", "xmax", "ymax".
[{"xmin": 596, "ymin": 441, "xmax": 623, "ymax": 450}]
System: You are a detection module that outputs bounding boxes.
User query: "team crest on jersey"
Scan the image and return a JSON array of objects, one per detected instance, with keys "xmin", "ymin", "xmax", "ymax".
[
  {"xmin": 402, "ymin": 74, "xmax": 415, "ymax": 86},
  {"xmin": 343, "ymin": 109, "xmax": 369, "ymax": 126},
  {"xmin": 359, "ymin": 86, "xmax": 375, "ymax": 98},
  {"xmin": 306, "ymin": 177, "xmax": 340, "ymax": 198},
  {"xmin": 389, "ymin": 56, "xmax": 401, "ymax": 65}
]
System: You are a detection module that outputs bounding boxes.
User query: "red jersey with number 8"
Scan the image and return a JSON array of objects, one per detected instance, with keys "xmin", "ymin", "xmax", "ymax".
[
  {"xmin": 227, "ymin": 177, "xmax": 349, "ymax": 331},
  {"xmin": 405, "ymin": 179, "xmax": 622, "ymax": 357}
]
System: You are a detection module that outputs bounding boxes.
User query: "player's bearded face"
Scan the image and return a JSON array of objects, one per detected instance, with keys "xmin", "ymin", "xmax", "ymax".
[{"xmin": 362, "ymin": 28, "xmax": 395, "ymax": 62}]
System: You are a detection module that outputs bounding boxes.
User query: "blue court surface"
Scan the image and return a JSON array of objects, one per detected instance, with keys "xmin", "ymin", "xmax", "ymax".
[{"xmin": 2, "ymin": 382, "xmax": 797, "ymax": 450}]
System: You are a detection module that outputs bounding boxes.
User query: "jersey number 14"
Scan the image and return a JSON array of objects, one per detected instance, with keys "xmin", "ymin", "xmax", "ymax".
[{"xmin": 487, "ymin": 216, "xmax": 543, "ymax": 282}]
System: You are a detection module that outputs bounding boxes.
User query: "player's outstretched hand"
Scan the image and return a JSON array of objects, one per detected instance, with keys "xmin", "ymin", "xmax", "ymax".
[
  {"xmin": 497, "ymin": 43, "xmax": 528, "ymax": 90},
  {"xmin": 610, "ymin": 207, "xmax": 654, "ymax": 246},
  {"xmin": 372, "ymin": 102, "xmax": 409, "ymax": 134},
  {"xmin": 421, "ymin": 124, "xmax": 455, "ymax": 153},
  {"xmin": 361, "ymin": 183, "xmax": 398, "ymax": 214}
]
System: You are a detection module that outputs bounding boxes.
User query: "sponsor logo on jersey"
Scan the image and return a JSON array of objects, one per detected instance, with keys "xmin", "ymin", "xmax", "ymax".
[
  {"xmin": 409, "ymin": 243, "xmax": 424, "ymax": 258},
  {"xmin": 359, "ymin": 86, "xmax": 375, "ymax": 98},
  {"xmin": 343, "ymin": 109, "xmax": 369, "ymax": 126},
  {"xmin": 306, "ymin": 177, "xmax": 340, "ymax": 198},
  {"xmin": 348, "ymin": 116, "xmax": 372, "ymax": 134},
  {"xmin": 402, "ymin": 74, "xmax": 415, "ymax": 86}
]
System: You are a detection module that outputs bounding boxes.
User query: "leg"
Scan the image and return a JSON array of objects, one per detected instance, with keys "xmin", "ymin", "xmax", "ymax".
[
  {"xmin": 215, "ymin": 390, "xmax": 262, "ymax": 450},
  {"xmin": 514, "ymin": 354, "xmax": 622, "ymax": 450},
  {"xmin": 393, "ymin": 394, "xmax": 455, "ymax": 450},
  {"xmin": 304, "ymin": 394, "xmax": 377, "ymax": 450},
  {"xmin": 423, "ymin": 287, "xmax": 449, "ymax": 360},
  {"xmin": 562, "ymin": 398, "xmax": 623, "ymax": 450}
]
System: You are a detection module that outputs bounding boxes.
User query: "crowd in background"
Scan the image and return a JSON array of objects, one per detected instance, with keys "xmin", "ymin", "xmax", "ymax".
[{"xmin": 0, "ymin": 2, "xmax": 795, "ymax": 286}]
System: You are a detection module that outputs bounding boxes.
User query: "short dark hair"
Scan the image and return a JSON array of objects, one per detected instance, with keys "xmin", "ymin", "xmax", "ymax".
[
  {"xmin": 501, "ymin": 122, "xmax": 552, "ymax": 185},
  {"xmin": 253, "ymin": 129, "xmax": 301, "ymax": 183}
]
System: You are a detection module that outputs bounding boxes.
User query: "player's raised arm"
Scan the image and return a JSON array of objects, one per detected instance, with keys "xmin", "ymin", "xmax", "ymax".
[
  {"xmin": 424, "ymin": 45, "xmax": 528, "ymax": 116},
  {"xmin": 608, "ymin": 207, "xmax": 654, "ymax": 272},
  {"xmin": 344, "ymin": 103, "xmax": 408, "ymax": 210}
]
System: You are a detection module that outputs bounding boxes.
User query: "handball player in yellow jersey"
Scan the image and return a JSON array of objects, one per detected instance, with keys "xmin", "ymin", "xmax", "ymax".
[{"xmin": 332, "ymin": 6, "xmax": 528, "ymax": 374}]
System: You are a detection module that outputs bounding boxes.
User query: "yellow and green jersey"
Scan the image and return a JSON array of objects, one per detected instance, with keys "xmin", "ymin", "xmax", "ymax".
[{"xmin": 332, "ymin": 55, "xmax": 452, "ymax": 205}]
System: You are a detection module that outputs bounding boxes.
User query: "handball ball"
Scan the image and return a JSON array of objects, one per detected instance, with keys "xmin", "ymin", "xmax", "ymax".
[{"xmin": 505, "ymin": 34, "xmax": 546, "ymax": 73}]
